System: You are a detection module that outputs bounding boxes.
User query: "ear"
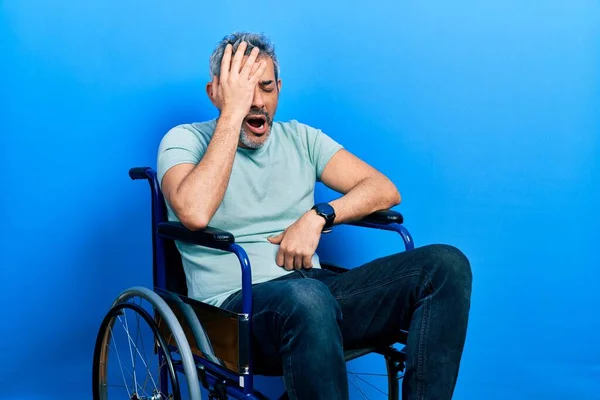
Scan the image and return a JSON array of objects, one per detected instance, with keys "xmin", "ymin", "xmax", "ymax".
[
  {"xmin": 277, "ymin": 79, "xmax": 282, "ymax": 93},
  {"xmin": 206, "ymin": 75, "xmax": 219, "ymax": 107}
]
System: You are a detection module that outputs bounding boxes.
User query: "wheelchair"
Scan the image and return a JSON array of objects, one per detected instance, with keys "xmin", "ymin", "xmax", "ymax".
[{"xmin": 92, "ymin": 166, "xmax": 415, "ymax": 400}]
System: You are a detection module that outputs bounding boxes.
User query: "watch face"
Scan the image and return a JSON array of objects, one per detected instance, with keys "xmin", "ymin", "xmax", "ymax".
[
  {"xmin": 313, "ymin": 203, "xmax": 335, "ymax": 232},
  {"xmin": 315, "ymin": 203, "xmax": 335, "ymax": 220}
]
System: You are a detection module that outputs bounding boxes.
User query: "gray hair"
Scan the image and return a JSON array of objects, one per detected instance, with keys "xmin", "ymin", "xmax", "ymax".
[{"xmin": 209, "ymin": 32, "xmax": 280, "ymax": 81}]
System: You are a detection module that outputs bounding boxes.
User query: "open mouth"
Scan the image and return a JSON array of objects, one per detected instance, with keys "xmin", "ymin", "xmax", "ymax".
[{"xmin": 244, "ymin": 115, "xmax": 268, "ymax": 135}]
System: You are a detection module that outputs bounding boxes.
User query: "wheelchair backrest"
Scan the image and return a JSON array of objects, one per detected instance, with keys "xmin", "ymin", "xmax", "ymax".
[{"xmin": 130, "ymin": 167, "xmax": 188, "ymax": 295}]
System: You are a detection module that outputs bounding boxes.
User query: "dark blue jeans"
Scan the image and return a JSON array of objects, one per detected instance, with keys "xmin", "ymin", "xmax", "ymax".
[{"xmin": 221, "ymin": 244, "xmax": 472, "ymax": 400}]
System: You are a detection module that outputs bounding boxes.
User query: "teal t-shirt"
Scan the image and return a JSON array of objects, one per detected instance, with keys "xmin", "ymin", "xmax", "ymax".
[{"xmin": 156, "ymin": 118, "xmax": 343, "ymax": 307}]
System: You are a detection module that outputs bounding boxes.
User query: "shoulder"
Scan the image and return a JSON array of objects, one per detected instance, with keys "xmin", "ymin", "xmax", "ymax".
[
  {"xmin": 159, "ymin": 119, "xmax": 217, "ymax": 151},
  {"xmin": 272, "ymin": 119, "xmax": 324, "ymax": 147},
  {"xmin": 156, "ymin": 119, "xmax": 217, "ymax": 184},
  {"xmin": 272, "ymin": 119, "xmax": 343, "ymax": 174},
  {"xmin": 274, "ymin": 119, "xmax": 342, "ymax": 148},
  {"xmin": 274, "ymin": 119, "xmax": 317, "ymax": 134}
]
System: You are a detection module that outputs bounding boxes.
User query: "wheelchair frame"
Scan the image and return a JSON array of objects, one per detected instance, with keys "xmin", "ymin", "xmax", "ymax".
[{"xmin": 93, "ymin": 166, "xmax": 415, "ymax": 400}]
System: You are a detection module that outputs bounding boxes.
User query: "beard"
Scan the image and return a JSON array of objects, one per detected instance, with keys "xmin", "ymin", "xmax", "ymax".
[
  {"xmin": 239, "ymin": 126, "xmax": 271, "ymax": 149},
  {"xmin": 239, "ymin": 108, "xmax": 274, "ymax": 149}
]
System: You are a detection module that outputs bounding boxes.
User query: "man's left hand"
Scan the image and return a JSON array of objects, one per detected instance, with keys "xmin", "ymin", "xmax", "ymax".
[{"xmin": 267, "ymin": 211, "xmax": 326, "ymax": 270}]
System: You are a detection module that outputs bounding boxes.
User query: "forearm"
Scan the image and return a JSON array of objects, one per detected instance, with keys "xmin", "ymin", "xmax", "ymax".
[
  {"xmin": 174, "ymin": 112, "xmax": 243, "ymax": 228},
  {"xmin": 328, "ymin": 175, "xmax": 401, "ymax": 225}
]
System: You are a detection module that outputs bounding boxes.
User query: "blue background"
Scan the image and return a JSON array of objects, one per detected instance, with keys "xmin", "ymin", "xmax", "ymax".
[{"xmin": 1, "ymin": 0, "xmax": 598, "ymax": 399}]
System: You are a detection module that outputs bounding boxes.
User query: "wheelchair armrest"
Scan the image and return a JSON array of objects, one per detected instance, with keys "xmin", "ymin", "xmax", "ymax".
[
  {"xmin": 349, "ymin": 209, "xmax": 403, "ymax": 226},
  {"xmin": 345, "ymin": 209, "xmax": 414, "ymax": 250},
  {"xmin": 157, "ymin": 221, "xmax": 235, "ymax": 250},
  {"xmin": 129, "ymin": 167, "xmax": 152, "ymax": 180}
]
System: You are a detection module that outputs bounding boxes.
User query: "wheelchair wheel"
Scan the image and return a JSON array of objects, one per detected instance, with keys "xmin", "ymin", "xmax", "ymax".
[
  {"xmin": 92, "ymin": 286, "xmax": 202, "ymax": 400},
  {"xmin": 346, "ymin": 348, "xmax": 405, "ymax": 399}
]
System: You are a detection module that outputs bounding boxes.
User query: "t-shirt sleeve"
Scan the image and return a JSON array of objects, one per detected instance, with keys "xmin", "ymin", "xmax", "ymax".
[
  {"xmin": 301, "ymin": 123, "xmax": 344, "ymax": 181},
  {"xmin": 156, "ymin": 126, "xmax": 207, "ymax": 188}
]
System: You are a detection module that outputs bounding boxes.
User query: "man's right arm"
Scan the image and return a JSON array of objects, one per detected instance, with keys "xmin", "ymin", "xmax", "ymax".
[
  {"xmin": 160, "ymin": 42, "xmax": 266, "ymax": 230},
  {"xmin": 160, "ymin": 113, "xmax": 243, "ymax": 230}
]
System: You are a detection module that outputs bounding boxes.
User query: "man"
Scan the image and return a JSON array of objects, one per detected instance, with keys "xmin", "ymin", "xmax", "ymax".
[{"xmin": 157, "ymin": 32, "xmax": 472, "ymax": 400}]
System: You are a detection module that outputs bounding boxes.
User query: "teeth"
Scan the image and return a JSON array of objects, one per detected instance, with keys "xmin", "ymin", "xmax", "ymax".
[{"xmin": 259, "ymin": 124, "xmax": 264, "ymax": 129}]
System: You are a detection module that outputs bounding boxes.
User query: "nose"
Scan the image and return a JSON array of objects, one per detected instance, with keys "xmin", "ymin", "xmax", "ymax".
[{"xmin": 252, "ymin": 85, "xmax": 265, "ymax": 109}]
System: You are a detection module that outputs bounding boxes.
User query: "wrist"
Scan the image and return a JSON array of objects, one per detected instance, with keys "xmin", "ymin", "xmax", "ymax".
[
  {"xmin": 306, "ymin": 209, "xmax": 327, "ymax": 230},
  {"xmin": 310, "ymin": 202, "xmax": 336, "ymax": 233},
  {"xmin": 219, "ymin": 107, "xmax": 247, "ymax": 123}
]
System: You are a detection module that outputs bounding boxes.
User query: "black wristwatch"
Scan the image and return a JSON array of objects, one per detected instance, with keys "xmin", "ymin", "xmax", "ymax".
[{"xmin": 311, "ymin": 203, "xmax": 336, "ymax": 233}]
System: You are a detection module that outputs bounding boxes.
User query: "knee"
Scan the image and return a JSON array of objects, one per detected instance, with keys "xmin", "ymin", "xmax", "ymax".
[
  {"xmin": 284, "ymin": 279, "xmax": 342, "ymax": 326},
  {"xmin": 424, "ymin": 244, "xmax": 472, "ymax": 297}
]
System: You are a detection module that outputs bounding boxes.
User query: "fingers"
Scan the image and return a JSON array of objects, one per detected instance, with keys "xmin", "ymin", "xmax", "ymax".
[
  {"xmin": 293, "ymin": 256, "xmax": 303, "ymax": 270},
  {"xmin": 278, "ymin": 250, "xmax": 312, "ymax": 270},
  {"xmin": 285, "ymin": 254, "xmax": 296, "ymax": 271},
  {"xmin": 267, "ymin": 232, "xmax": 284, "ymax": 244},
  {"xmin": 220, "ymin": 44, "xmax": 233, "ymax": 81},
  {"xmin": 250, "ymin": 60, "xmax": 267, "ymax": 82},
  {"xmin": 276, "ymin": 248, "xmax": 285, "ymax": 269},
  {"xmin": 249, "ymin": 61, "xmax": 261, "ymax": 77},
  {"xmin": 220, "ymin": 41, "xmax": 265, "ymax": 87},
  {"xmin": 303, "ymin": 254, "xmax": 313, "ymax": 269},
  {"xmin": 277, "ymin": 247, "xmax": 298, "ymax": 271},
  {"xmin": 271, "ymin": 230, "xmax": 314, "ymax": 270},
  {"xmin": 241, "ymin": 47, "xmax": 260, "ymax": 77},
  {"xmin": 230, "ymin": 41, "xmax": 248, "ymax": 75}
]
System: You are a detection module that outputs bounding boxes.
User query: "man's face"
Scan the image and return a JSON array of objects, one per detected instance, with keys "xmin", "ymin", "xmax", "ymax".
[
  {"xmin": 238, "ymin": 55, "xmax": 280, "ymax": 149},
  {"xmin": 207, "ymin": 54, "xmax": 281, "ymax": 149}
]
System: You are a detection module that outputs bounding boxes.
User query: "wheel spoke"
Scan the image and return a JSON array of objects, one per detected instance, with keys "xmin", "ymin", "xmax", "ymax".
[
  {"xmin": 347, "ymin": 362, "xmax": 370, "ymax": 399},
  {"xmin": 117, "ymin": 312, "xmax": 160, "ymax": 394},
  {"xmin": 348, "ymin": 372, "xmax": 389, "ymax": 377},
  {"xmin": 122, "ymin": 311, "xmax": 140, "ymax": 397},
  {"xmin": 352, "ymin": 373, "xmax": 389, "ymax": 397},
  {"xmin": 94, "ymin": 290, "xmax": 200, "ymax": 400},
  {"xmin": 108, "ymin": 324, "xmax": 133, "ymax": 398}
]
